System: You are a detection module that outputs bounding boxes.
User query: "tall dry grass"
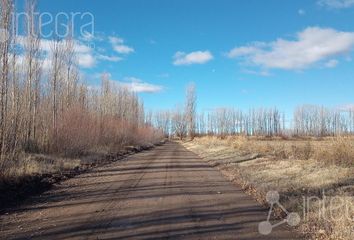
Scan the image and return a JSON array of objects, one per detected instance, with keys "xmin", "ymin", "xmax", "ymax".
[
  {"xmin": 183, "ymin": 136, "xmax": 354, "ymax": 240},
  {"xmin": 220, "ymin": 135, "xmax": 354, "ymax": 166}
]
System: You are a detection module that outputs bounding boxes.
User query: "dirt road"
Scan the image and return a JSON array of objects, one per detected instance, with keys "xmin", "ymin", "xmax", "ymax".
[{"xmin": 0, "ymin": 142, "xmax": 301, "ymax": 239}]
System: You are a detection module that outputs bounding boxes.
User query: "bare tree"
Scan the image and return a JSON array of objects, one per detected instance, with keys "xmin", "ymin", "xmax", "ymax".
[
  {"xmin": 293, "ymin": 105, "xmax": 348, "ymax": 137},
  {"xmin": 63, "ymin": 26, "xmax": 78, "ymax": 110},
  {"xmin": 172, "ymin": 106, "xmax": 187, "ymax": 140},
  {"xmin": 154, "ymin": 110, "xmax": 171, "ymax": 137},
  {"xmin": 185, "ymin": 83, "xmax": 196, "ymax": 139},
  {"xmin": 0, "ymin": 0, "xmax": 13, "ymax": 162},
  {"xmin": 49, "ymin": 38, "xmax": 64, "ymax": 143},
  {"xmin": 23, "ymin": 0, "xmax": 41, "ymax": 149}
]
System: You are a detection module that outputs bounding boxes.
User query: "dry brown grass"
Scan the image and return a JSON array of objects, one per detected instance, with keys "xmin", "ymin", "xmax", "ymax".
[
  {"xmin": 183, "ymin": 136, "xmax": 354, "ymax": 240},
  {"xmin": 0, "ymin": 153, "xmax": 81, "ymax": 179},
  {"xmin": 312, "ymin": 137, "xmax": 354, "ymax": 166},
  {"xmin": 218, "ymin": 135, "xmax": 354, "ymax": 166}
]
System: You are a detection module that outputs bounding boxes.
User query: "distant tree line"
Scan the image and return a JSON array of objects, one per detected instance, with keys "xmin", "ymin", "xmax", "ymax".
[
  {"xmin": 293, "ymin": 105, "xmax": 354, "ymax": 136},
  {"xmin": 148, "ymin": 86, "xmax": 354, "ymax": 139},
  {"xmin": 149, "ymin": 106, "xmax": 285, "ymax": 138}
]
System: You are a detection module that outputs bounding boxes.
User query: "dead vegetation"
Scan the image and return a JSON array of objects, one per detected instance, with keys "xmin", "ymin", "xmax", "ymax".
[{"xmin": 183, "ymin": 136, "xmax": 354, "ymax": 240}]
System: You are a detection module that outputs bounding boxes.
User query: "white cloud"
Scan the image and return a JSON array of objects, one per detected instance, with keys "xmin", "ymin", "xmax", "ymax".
[
  {"xmin": 109, "ymin": 36, "xmax": 124, "ymax": 45},
  {"xmin": 173, "ymin": 50, "xmax": 213, "ymax": 65},
  {"xmin": 298, "ymin": 9, "xmax": 306, "ymax": 15},
  {"xmin": 318, "ymin": 0, "xmax": 354, "ymax": 9},
  {"xmin": 227, "ymin": 27, "xmax": 354, "ymax": 70},
  {"xmin": 324, "ymin": 59, "xmax": 339, "ymax": 68},
  {"xmin": 128, "ymin": 82, "xmax": 163, "ymax": 93},
  {"xmin": 109, "ymin": 36, "xmax": 135, "ymax": 54},
  {"xmin": 97, "ymin": 54, "xmax": 122, "ymax": 62},
  {"xmin": 227, "ymin": 44, "xmax": 264, "ymax": 58},
  {"xmin": 77, "ymin": 53, "xmax": 96, "ymax": 68},
  {"xmin": 113, "ymin": 45, "xmax": 134, "ymax": 54},
  {"xmin": 80, "ymin": 31, "xmax": 104, "ymax": 42},
  {"xmin": 122, "ymin": 77, "xmax": 163, "ymax": 93},
  {"xmin": 91, "ymin": 74, "xmax": 163, "ymax": 93}
]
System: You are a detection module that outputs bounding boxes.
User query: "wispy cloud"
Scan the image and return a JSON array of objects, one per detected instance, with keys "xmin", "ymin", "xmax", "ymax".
[
  {"xmin": 173, "ymin": 51, "xmax": 213, "ymax": 65},
  {"xmin": 109, "ymin": 36, "xmax": 124, "ymax": 45},
  {"xmin": 109, "ymin": 36, "xmax": 135, "ymax": 54},
  {"xmin": 122, "ymin": 77, "xmax": 164, "ymax": 93},
  {"xmin": 91, "ymin": 74, "xmax": 164, "ymax": 93},
  {"xmin": 113, "ymin": 45, "xmax": 134, "ymax": 54},
  {"xmin": 80, "ymin": 31, "xmax": 104, "ymax": 42},
  {"xmin": 318, "ymin": 0, "xmax": 354, "ymax": 9},
  {"xmin": 97, "ymin": 54, "xmax": 122, "ymax": 62},
  {"xmin": 227, "ymin": 27, "xmax": 354, "ymax": 70}
]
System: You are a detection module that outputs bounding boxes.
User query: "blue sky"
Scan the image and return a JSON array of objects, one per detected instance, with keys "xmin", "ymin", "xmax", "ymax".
[{"xmin": 31, "ymin": 0, "xmax": 354, "ymax": 116}]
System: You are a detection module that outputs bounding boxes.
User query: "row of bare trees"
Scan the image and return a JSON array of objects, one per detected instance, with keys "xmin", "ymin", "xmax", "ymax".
[
  {"xmin": 148, "ymin": 84, "xmax": 285, "ymax": 138},
  {"xmin": 200, "ymin": 107, "xmax": 284, "ymax": 137},
  {"xmin": 149, "ymin": 107, "xmax": 284, "ymax": 138},
  {"xmin": 148, "ymin": 85, "xmax": 354, "ymax": 138},
  {"xmin": 0, "ymin": 0, "xmax": 162, "ymax": 168},
  {"xmin": 293, "ymin": 105, "xmax": 354, "ymax": 136},
  {"xmin": 146, "ymin": 84, "xmax": 197, "ymax": 140}
]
